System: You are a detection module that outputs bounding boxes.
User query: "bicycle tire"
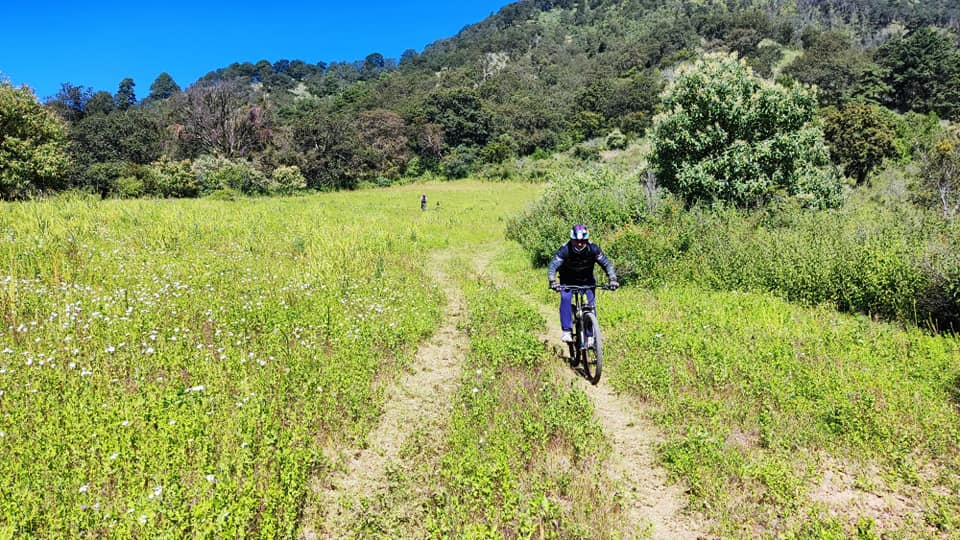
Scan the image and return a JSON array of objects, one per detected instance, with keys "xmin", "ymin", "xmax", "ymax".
[{"xmin": 583, "ymin": 312, "xmax": 602, "ymax": 384}]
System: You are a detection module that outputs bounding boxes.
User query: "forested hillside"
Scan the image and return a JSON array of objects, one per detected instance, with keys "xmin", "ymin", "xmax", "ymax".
[{"xmin": 2, "ymin": 0, "xmax": 959, "ymax": 198}]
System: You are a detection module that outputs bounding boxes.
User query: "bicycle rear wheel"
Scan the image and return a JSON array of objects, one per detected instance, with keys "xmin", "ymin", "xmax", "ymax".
[{"xmin": 582, "ymin": 312, "xmax": 602, "ymax": 384}]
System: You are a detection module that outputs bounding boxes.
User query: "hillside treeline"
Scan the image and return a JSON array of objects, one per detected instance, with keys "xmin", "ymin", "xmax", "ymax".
[{"xmin": 2, "ymin": 0, "xmax": 960, "ymax": 199}]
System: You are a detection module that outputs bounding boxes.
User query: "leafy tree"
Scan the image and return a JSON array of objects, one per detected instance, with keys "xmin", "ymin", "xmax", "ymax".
[
  {"xmin": 115, "ymin": 78, "xmax": 137, "ymax": 110},
  {"xmin": 650, "ymin": 53, "xmax": 842, "ymax": 209},
  {"xmin": 781, "ymin": 30, "xmax": 878, "ymax": 106},
  {"xmin": 85, "ymin": 91, "xmax": 115, "ymax": 116},
  {"xmin": 914, "ymin": 131, "xmax": 960, "ymax": 221},
  {"xmin": 145, "ymin": 72, "xmax": 181, "ymax": 103},
  {"xmin": 69, "ymin": 108, "xmax": 164, "ymax": 167},
  {"xmin": 46, "ymin": 83, "xmax": 93, "ymax": 122},
  {"xmin": 425, "ymin": 88, "xmax": 493, "ymax": 148},
  {"xmin": 876, "ymin": 27, "xmax": 960, "ymax": 119},
  {"xmin": 822, "ymin": 102, "xmax": 899, "ymax": 185},
  {"xmin": 0, "ymin": 83, "xmax": 71, "ymax": 198}
]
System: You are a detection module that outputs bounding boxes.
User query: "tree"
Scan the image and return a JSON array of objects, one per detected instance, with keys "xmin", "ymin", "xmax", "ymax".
[
  {"xmin": 0, "ymin": 83, "xmax": 71, "ymax": 198},
  {"xmin": 426, "ymin": 88, "xmax": 493, "ymax": 148},
  {"xmin": 650, "ymin": 53, "xmax": 842, "ymax": 209},
  {"xmin": 915, "ymin": 131, "xmax": 960, "ymax": 221},
  {"xmin": 115, "ymin": 78, "xmax": 137, "ymax": 110},
  {"xmin": 85, "ymin": 91, "xmax": 115, "ymax": 116},
  {"xmin": 145, "ymin": 73, "xmax": 181, "ymax": 103},
  {"xmin": 877, "ymin": 27, "xmax": 960, "ymax": 120},
  {"xmin": 781, "ymin": 30, "xmax": 878, "ymax": 106},
  {"xmin": 46, "ymin": 82, "xmax": 93, "ymax": 122},
  {"xmin": 176, "ymin": 81, "xmax": 271, "ymax": 158},
  {"xmin": 822, "ymin": 103, "xmax": 899, "ymax": 185}
]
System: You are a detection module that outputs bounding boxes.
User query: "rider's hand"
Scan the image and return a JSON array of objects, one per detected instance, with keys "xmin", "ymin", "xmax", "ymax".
[
  {"xmin": 609, "ymin": 280, "xmax": 620, "ymax": 290},
  {"xmin": 549, "ymin": 280, "xmax": 560, "ymax": 291}
]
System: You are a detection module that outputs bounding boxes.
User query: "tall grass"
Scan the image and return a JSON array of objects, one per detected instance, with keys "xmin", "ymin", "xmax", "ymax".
[
  {"xmin": 603, "ymin": 285, "xmax": 960, "ymax": 537},
  {"xmin": 426, "ymin": 257, "xmax": 622, "ymax": 538},
  {"xmin": 0, "ymin": 182, "xmax": 541, "ymax": 537}
]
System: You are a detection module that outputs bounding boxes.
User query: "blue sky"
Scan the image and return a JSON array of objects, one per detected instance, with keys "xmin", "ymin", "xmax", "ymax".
[{"xmin": 1, "ymin": 1, "xmax": 513, "ymax": 101}]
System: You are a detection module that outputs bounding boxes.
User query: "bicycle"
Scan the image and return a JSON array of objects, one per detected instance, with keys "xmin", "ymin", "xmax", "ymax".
[{"xmin": 552, "ymin": 284, "xmax": 616, "ymax": 385}]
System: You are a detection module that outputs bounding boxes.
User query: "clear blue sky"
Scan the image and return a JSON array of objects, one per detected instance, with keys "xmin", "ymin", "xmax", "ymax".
[{"xmin": 1, "ymin": 1, "xmax": 514, "ymax": 101}]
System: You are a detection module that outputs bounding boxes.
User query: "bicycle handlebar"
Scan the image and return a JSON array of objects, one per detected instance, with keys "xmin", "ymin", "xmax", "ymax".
[{"xmin": 551, "ymin": 284, "xmax": 617, "ymax": 292}]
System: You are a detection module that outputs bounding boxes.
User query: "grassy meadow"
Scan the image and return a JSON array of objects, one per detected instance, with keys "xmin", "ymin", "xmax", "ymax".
[
  {"xmin": 1, "ymin": 180, "xmax": 958, "ymax": 538},
  {"xmin": 0, "ymin": 182, "xmax": 540, "ymax": 537}
]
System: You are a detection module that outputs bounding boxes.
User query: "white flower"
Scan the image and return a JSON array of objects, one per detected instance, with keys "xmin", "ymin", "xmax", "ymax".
[
  {"xmin": 79, "ymin": 484, "xmax": 89, "ymax": 493},
  {"xmin": 205, "ymin": 474, "xmax": 216, "ymax": 483},
  {"xmin": 145, "ymin": 347, "xmax": 154, "ymax": 355},
  {"xmin": 187, "ymin": 385, "xmax": 205, "ymax": 393},
  {"xmin": 138, "ymin": 514, "xmax": 148, "ymax": 524},
  {"xmin": 105, "ymin": 345, "xmax": 115, "ymax": 353},
  {"xmin": 471, "ymin": 387, "xmax": 479, "ymax": 394},
  {"xmin": 168, "ymin": 420, "xmax": 176, "ymax": 426},
  {"xmin": 109, "ymin": 453, "xmax": 119, "ymax": 460},
  {"xmin": 121, "ymin": 420, "xmax": 130, "ymax": 427}
]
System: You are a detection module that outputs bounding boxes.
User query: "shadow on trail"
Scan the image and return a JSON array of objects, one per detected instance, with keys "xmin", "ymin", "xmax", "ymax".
[{"xmin": 546, "ymin": 341, "xmax": 592, "ymax": 383}]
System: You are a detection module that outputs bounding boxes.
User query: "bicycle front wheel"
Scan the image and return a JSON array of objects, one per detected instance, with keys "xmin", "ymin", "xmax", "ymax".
[{"xmin": 583, "ymin": 312, "xmax": 602, "ymax": 385}]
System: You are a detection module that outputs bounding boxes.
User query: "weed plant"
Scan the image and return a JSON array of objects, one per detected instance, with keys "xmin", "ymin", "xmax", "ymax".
[
  {"xmin": 427, "ymin": 258, "xmax": 621, "ymax": 538},
  {"xmin": 0, "ymin": 181, "xmax": 541, "ymax": 537},
  {"xmin": 603, "ymin": 285, "xmax": 960, "ymax": 537}
]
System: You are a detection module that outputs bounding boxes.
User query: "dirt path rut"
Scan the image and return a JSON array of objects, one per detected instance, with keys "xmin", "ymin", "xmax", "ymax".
[
  {"xmin": 529, "ymin": 290, "xmax": 709, "ymax": 539},
  {"xmin": 304, "ymin": 251, "xmax": 467, "ymax": 539}
]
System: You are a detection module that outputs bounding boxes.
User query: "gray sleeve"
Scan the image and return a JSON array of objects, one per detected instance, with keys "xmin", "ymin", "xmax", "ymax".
[
  {"xmin": 547, "ymin": 254, "xmax": 563, "ymax": 281},
  {"xmin": 596, "ymin": 249, "xmax": 616, "ymax": 281}
]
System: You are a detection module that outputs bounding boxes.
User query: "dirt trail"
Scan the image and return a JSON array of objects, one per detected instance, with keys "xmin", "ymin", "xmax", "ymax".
[
  {"xmin": 302, "ymin": 250, "xmax": 468, "ymax": 539},
  {"xmin": 523, "ymin": 286, "xmax": 709, "ymax": 539}
]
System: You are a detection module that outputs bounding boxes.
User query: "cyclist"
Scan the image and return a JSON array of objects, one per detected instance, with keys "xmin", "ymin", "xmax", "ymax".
[{"xmin": 548, "ymin": 224, "xmax": 619, "ymax": 344}]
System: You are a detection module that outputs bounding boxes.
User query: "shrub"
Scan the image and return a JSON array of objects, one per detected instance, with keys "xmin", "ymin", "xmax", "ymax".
[
  {"xmin": 441, "ymin": 146, "xmax": 477, "ymax": 179},
  {"xmin": 822, "ymin": 103, "xmax": 899, "ymax": 185},
  {"xmin": 192, "ymin": 155, "xmax": 269, "ymax": 195},
  {"xmin": 506, "ymin": 165, "xmax": 647, "ymax": 265},
  {"xmin": 269, "ymin": 165, "xmax": 307, "ymax": 194},
  {"xmin": 650, "ymin": 52, "xmax": 842, "ymax": 209},
  {"xmin": 604, "ymin": 129, "xmax": 628, "ymax": 150},
  {"xmin": 144, "ymin": 158, "xmax": 197, "ymax": 198}
]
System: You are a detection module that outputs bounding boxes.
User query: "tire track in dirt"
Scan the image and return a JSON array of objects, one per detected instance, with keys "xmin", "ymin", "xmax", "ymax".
[
  {"xmin": 302, "ymin": 250, "xmax": 468, "ymax": 539},
  {"xmin": 499, "ymin": 270, "xmax": 710, "ymax": 539}
]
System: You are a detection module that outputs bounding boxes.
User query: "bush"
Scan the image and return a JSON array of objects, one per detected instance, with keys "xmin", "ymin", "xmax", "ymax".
[
  {"xmin": 441, "ymin": 146, "xmax": 477, "ymax": 179},
  {"xmin": 113, "ymin": 176, "xmax": 145, "ymax": 198},
  {"xmin": 269, "ymin": 165, "xmax": 307, "ymax": 194},
  {"xmin": 506, "ymin": 165, "xmax": 647, "ymax": 265},
  {"xmin": 605, "ymin": 203, "xmax": 960, "ymax": 330},
  {"xmin": 144, "ymin": 158, "xmax": 197, "ymax": 198},
  {"xmin": 650, "ymin": 53, "xmax": 842, "ymax": 209},
  {"xmin": 192, "ymin": 155, "xmax": 269, "ymax": 195},
  {"xmin": 604, "ymin": 129, "xmax": 628, "ymax": 150}
]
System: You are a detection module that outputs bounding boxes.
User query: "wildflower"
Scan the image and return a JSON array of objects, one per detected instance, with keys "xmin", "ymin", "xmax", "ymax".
[
  {"xmin": 187, "ymin": 385, "xmax": 205, "ymax": 393},
  {"xmin": 109, "ymin": 453, "xmax": 119, "ymax": 460},
  {"xmin": 205, "ymin": 474, "xmax": 216, "ymax": 483},
  {"xmin": 79, "ymin": 484, "xmax": 89, "ymax": 493},
  {"xmin": 139, "ymin": 514, "xmax": 148, "ymax": 524},
  {"xmin": 105, "ymin": 345, "xmax": 115, "ymax": 354}
]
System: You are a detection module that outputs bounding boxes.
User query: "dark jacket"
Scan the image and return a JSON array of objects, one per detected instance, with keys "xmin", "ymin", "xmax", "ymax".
[{"xmin": 547, "ymin": 241, "xmax": 616, "ymax": 286}]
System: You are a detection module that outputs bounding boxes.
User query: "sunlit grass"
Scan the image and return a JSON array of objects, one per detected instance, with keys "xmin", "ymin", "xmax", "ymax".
[{"xmin": 0, "ymin": 181, "xmax": 541, "ymax": 537}]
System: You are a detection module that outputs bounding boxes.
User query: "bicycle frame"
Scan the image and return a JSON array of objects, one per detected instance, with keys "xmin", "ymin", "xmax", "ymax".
[{"xmin": 554, "ymin": 284, "xmax": 614, "ymax": 384}]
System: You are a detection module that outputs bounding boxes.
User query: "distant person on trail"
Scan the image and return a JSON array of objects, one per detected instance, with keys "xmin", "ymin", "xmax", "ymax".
[
  {"xmin": 420, "ymin": 194, "xmax": 427, "ymax": 211},
  {"xmin": 548, "ymin": 224, "xmax": 618, "ymax": 343}
]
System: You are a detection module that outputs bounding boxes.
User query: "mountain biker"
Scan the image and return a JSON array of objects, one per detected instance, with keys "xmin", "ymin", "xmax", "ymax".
[{"xmin": 548, "ymin": 224, "xmax": 619, "ymax": 343}]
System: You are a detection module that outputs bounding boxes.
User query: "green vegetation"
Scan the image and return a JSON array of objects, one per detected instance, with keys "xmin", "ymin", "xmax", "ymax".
[
  {"xmin": 0, "ymin": 182, "xmax": 540, "ymax": 537},
  {"xmin": 650, "ymin": 53, "xmax": 841, "ymax": 209},
  {"xmin": 2, "ymin": 0, "xmax": 957, "ymax": 199},
  {"xmin": 427, "ymin": 261, "xmax": 616, "ymax": 538}
]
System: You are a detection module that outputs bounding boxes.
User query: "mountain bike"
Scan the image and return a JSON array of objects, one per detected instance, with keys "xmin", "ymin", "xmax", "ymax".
[{"xmin": 553, "ymin": 284, "xmax": 616, "ymax": 385}]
